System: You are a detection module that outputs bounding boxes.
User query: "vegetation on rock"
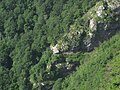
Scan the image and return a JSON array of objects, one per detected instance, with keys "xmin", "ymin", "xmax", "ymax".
[{"xmin": 0, "ymin": 0, "xmax": 120, "ymax": 90}]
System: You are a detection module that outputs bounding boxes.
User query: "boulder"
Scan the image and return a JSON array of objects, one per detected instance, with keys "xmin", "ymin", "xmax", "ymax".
[
  {"xmin": 89, "ymin": 19, "xmax": 97, "ymax": 31},
  {"xmin": 50, "ymin": 44, "xmax": 59, "ymax": 54}
]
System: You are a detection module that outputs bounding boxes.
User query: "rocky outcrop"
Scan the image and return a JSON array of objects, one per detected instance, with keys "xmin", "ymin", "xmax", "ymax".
[
  {"xmin": 105, "ymin": 0, "xmax": 120, "ymax": 10},
  {"xmin": 51, "ymin": 0, "xmax": 120, "ymax": 54},
  {"xmin": 89, "ymin": 19, "xmax": 97, "ymax": 31},
  {"xmin": 40, "ymin": 59, "xmax": 80, "ymax": 90},
  {"xmin": 50, "ymin": 44, "xmax": 60, "ymax": 54},
  {"xmin": 82, "ymin": 0, "xmax": 120, "ymax": 51},
  {"xmin": 46, "ymin": 59, "xmax": 80, "ymax": 78}
]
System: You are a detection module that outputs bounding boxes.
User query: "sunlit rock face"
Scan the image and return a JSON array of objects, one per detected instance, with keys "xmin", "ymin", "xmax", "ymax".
[
  {"xmin": 89, "ymin": 19, "xmax": 97, "ymax": 31},
  {"xmin": 50, "ymin": 44, "xmax": 59, "ymax": 54},
  {"xmin": 96, "ymin": 5, "xmax": 105, "ymax": 17},
  {"xmin": 51, "ymin": 0, "xmax": 120, "ymax": 54}
]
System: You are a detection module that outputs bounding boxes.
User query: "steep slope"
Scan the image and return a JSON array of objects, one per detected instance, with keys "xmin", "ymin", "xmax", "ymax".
[
  {"xmin": 0, "ymin": 0, "xmax": 120, "ymax": 90},
  {"xmin": 57, "ymin": 32, "xmax": 120, "ymax": 90},
  {"xmin": 51, "ymin": 0, "xmax": 120, "ymax": 54}
]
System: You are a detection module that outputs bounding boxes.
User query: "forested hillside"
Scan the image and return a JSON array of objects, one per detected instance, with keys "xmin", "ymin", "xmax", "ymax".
[{"xmin": 0, "ymin": 0, "xmax": 120, "ymax": 90}]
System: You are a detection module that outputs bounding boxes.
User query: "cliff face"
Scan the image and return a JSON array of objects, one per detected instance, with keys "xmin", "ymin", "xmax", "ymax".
[
  {"xmin": 82, "ymin": 0, "xmax": 120, "ymax": 51},
  {"xmin": 51, "ymin": 0, "xmax": 120, "ymax": 54}
]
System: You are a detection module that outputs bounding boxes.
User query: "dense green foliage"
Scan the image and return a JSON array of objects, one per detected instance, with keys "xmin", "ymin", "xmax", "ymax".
[
  {"xmin": 0, "ymin": 0, "xmax": 120, "ymax": 90},
  {"xmin": 60, "ymin": 33, "xmax": 120, "ymax": 90}
]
